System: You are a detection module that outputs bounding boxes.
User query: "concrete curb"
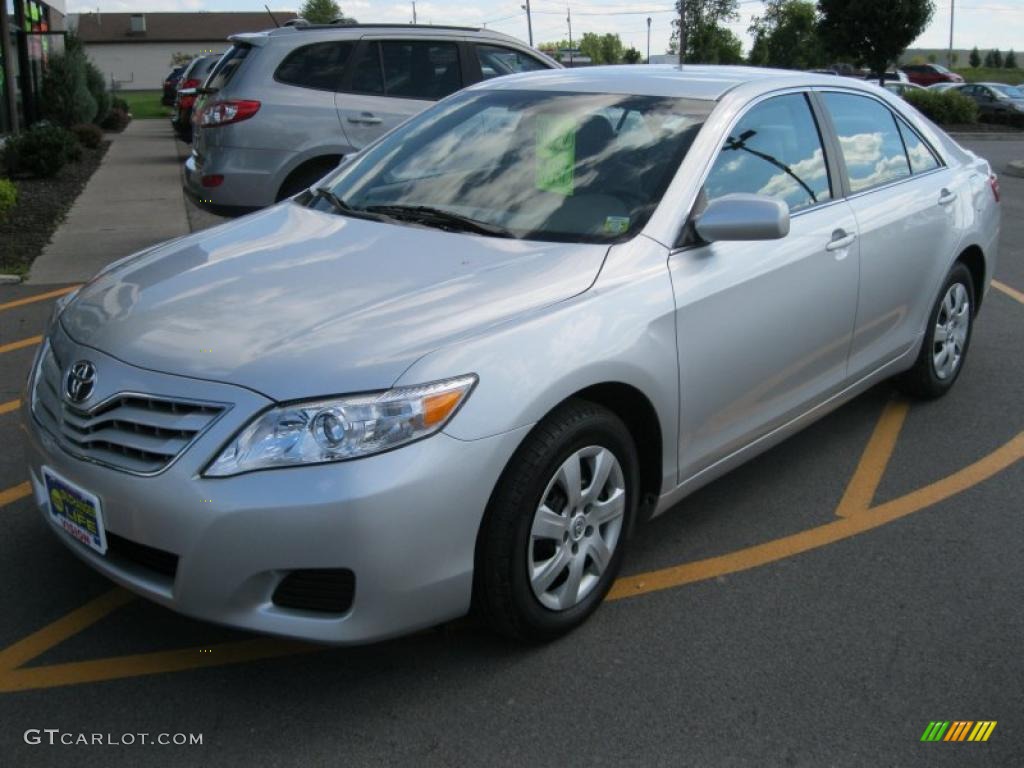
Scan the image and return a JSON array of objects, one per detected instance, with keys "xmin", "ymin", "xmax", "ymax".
[
  {"xmin": 1006, "ymin": 160, "xmax": 1024, "ymax": 179},
  {"xmin": 0, "ymin": 274, "xmax": 22, "ymax": 284}
]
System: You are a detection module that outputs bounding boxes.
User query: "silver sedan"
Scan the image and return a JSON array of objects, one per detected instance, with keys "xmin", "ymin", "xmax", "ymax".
[{"xmin": 23, "ymin": 66, "xmax": 1001, "ymax": 643}]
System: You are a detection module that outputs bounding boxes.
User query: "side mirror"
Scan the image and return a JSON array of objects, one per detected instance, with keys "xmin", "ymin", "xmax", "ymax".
[{"xmin": 694, "ymin": 194, "xmax": 790, "ymax": 243}]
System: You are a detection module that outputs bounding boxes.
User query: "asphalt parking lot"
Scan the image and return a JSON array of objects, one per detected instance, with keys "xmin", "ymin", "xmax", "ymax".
[{"xmin": 0, "ymin": 139, "xmax": 1022, "ymax": 767}]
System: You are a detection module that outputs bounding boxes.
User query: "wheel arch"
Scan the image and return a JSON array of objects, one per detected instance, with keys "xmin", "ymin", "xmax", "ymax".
[
  {"xmin": 956, "ymin": 244, "xmax": 986, "ymax": 312},
  {"xmin": 274, "ymin": 152, "xmax": 349, "ymax": 202}
]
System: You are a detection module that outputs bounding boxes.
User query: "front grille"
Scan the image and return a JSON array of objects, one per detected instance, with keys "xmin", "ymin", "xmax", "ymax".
[
  {"xmin": 272, "ymin": 569, "xmax": 356, "ymax": 614},
  {"xmin": 106, "ymin": 532, "xmax": 179, "ymax": 578},
  {"xmin": 31, "ymin": 342, "xmax": 226, "ymax": 474}
]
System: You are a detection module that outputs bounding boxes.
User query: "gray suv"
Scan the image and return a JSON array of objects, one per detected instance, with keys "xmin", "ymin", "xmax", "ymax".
[{"xmin": 184, "ymin": 23, "xmax": 559, "ymax": 212}]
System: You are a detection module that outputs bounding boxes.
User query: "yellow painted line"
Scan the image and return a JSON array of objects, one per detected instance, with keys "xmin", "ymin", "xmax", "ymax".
[
  {"xmin": 608, "ymin": 430, "xmax": 1024, "ymax": 601},
  {"xmin": 0, "ymin": 285, "xmax": 79, "ymax": 313},
  {"xmin": 0, "ymin": 589, "xmax": 135, "ymax": 673},
  {"xmin": 0, "ymin": 399, "xmax": 19, "ymax": 416},
  {"xmin": 0, "ymin": 482, "xmax": 30, "ymax": 509},
  {"xmin": 992, "ymin": 279, "xmax": 1024, "ymax": 305},
  {"xmin": 835, "ymin": 399, "xmax": 909, "ymax": 517},
  {"xmin": 0, "ymin": 637, "xmax": 320, "ymax": 693},
  {"xmin": 0, "ymin": 335, "xmax": 41, "ymax": 355}
]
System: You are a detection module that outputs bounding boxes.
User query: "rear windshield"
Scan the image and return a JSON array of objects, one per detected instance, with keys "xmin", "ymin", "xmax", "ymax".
[
  {"xmin": 205, "ymin": 44, "xmax": 252, "ymax": 92},
  {"xmin": 317, "ymin": 89, "xmax": 712, "ymax": 243}
]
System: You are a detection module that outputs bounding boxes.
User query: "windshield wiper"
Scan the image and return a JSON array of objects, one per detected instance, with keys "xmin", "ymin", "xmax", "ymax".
[
  {"xmin": 312, "ymin": 187, "xmax": 386, "ymax": 222},
  {"xmin": 362, "ymin": 204, "xmax": 513, "ymax": 238},
  {"xmin": 725, "ymin": 130, "xmax": 818, "ymax": 204}
]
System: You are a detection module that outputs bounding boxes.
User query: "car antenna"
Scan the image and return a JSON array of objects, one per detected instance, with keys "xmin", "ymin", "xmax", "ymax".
[{"xmin": 264, "ymin": 4, "xmax": 280, "ymax": 27}]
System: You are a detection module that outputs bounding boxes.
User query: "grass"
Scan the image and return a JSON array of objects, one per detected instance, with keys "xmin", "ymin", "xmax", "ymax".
[
  {"xmin": 954, "ymin": 67, "xmax": 1024, "ymax": 85},
  {"xmin": 117, "ymin": 90, "xmax": 172, "ymax": 119}
]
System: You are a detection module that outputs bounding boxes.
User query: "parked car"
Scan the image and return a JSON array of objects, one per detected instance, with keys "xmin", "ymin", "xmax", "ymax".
[
  {"xmin": 184, "ymin": 23, "xmax": 560, "ymax": 213},
  {"xmin": 901, "ymin": 63, "xmax": 964, "ymax": 87},
  {"xmin": 161, "ymin": 65, "xmax": 185, "ymax": 106},
  {"xmin": 953, "ymin": 82, "xmax": 1024, "ymax": 119},
  {"xmin": 863, "ymin": 70, "xmax": 909, "ymax": 83},
  {"xmin": 24, "ymin": 66, "xmax": 1000, "ymax": 644},
  {"xmin": 927, "ymin": 82, "xmax": 961, "ymax": 92},
  {"xmin": 171, "ymin": 53, "xmax": 223, "ymax": 142},
  {"xmin": 883, "ymin": 81, "xmax": 925, "ymax": 97}
]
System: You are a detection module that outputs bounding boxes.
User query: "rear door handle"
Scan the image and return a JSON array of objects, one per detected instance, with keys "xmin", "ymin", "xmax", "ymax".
[
  {"xmin": 825, "ymin": 230, "xmax": 856, "ymax": 252},
  {"xmin": 348, "ymin": 113, "xmax": 382, "ymax": 125},
  {"xmin": 938, "ymin": 188, "xmax": 957, "ymax": 205}
]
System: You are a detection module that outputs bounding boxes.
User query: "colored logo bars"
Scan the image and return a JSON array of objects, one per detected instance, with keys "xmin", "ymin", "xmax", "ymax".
[{"xmin": 921, "ymin": 721, "xmax": 997, "ymax": 742}]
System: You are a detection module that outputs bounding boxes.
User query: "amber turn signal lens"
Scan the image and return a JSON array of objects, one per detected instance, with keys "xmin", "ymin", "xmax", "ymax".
[{"xmin": 423, "ymin": 390, "xmax": 464, "ymax": 426}]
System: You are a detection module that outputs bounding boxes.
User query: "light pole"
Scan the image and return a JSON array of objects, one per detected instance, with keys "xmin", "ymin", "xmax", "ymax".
[
  {"xmin": 522, "ymin": 1, "xmax": 533, "ymax": 47},
  {"xmin": 567, "ymin": 6, "xmax": 573, "ymax": 67},
  {"xmin": 411, "ymin": 1, "xmax": 417, "ymax": 24},
  {"xmin": 947, "ymin": 0, "xmax": 955, "ymax": 68},
  {"xmin": 646, "ymin": 17, "xmax": 651, "ymax": 64}
]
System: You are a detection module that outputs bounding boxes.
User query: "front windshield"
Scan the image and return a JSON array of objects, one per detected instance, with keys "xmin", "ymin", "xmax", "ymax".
[
  {"xmin": 991, "ymin": 84, "xmax": 1023, "ymax": 99},
  {"xmin": 314, "ymin": 89, "xmax": 712, "ymax": 243}
]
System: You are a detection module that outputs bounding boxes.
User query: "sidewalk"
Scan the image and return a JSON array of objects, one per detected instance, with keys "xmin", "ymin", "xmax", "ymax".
[{"xmin": 29, "ymin": 120, "xmax": 196, "ymax": 284}]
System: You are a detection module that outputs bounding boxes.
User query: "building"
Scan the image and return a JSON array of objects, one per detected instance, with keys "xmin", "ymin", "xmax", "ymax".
[
  {"xmin": 70, "ymin": 11, "xmax": 296, "ymax": 92},
  {"xmin": 1, "ymin": 0, "xmax": 67, "ymax": 135}
]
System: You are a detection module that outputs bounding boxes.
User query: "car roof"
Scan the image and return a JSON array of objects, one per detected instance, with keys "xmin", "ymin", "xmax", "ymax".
[
  {"xmin": 469, "ymin": 64, "xmax": 886, "ymax": 101},
  {"xmin": 231, "ymin": 23, "xmax": 532, "ymax": 48}
]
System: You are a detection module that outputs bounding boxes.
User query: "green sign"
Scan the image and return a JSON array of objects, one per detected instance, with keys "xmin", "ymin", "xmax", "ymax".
[{"xmin": 535, "ymin": 115, "xmax": 576, "ymax": 196}]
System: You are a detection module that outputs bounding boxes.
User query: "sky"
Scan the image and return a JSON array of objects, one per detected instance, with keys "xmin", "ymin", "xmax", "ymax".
[{"xmin": 66, "ymin": 1, "xmax": 1024, "ymax": 60}]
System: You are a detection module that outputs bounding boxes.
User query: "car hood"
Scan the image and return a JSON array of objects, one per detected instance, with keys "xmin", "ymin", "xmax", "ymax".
[{"xmin": 62, "ymin": 203, "xmax": 608, "ymax": 401}]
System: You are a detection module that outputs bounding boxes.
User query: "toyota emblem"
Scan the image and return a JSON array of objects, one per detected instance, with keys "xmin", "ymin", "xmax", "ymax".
[{"xmin": 65, "ymin": 361, "xmax": 97, "ymax": 404}]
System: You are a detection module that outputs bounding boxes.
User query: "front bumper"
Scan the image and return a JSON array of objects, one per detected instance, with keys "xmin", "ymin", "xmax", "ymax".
[{"xmin": 22, "ymin": 333, "xmax": 528, "ymax": 644}]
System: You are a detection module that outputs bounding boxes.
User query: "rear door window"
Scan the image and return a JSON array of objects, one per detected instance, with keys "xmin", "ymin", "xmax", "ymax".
[
  {"xmin": 275, "ymin": 42, "xmax": 353, "ymax": 91},
  {"xmin": 476, "ymin": 45, "xmax": 549, "ymax": 79},
  {"xmin": 822, "ymin": 92, "xmax": 911, "ymax": 194},
  {"xmin": 349, "ymin": 42, "xmax": 385, "ymax": 94},
  {"xmin": 205, "ymin": 44, "xmax": 251, "ymax": 92},
  {"xmin": 380, "ymin": 41, "xmax": 462, "ymax": 100}
]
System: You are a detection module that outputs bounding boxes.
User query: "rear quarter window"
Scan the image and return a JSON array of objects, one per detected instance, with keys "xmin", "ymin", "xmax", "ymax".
[{"xmin": 275, "ymin": 42, "xmax": 354, "ymax": 91}]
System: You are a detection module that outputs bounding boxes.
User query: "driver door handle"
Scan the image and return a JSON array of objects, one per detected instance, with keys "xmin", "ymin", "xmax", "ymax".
[
  {"xmin": 825, "ymin": 229, "xmax": 856, "ymax": 252},
  {"xmin": 938, "ymin": 188, "xmax": 957, "ymax": 205},
  {"xmin": 348, "ymin": 112, "xmax": 383, "ymax": 125}
]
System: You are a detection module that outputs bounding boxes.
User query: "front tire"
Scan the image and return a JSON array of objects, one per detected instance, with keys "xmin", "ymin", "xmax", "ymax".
[
  {"xmin": 476, "ymin": 399, "xmax": 639, "ymax": 641},
  {"xmin": 897, "ymin": 262, "xmax": 975, "ymax": 399}
]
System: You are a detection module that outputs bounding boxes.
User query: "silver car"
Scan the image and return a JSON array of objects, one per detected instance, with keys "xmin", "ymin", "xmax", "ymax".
[
  {"xmin": 183, "ymin": 23, "xmax": 558, "ymax": 212},
  {"xmin": 24, "ymin": 66, "xmax": 1000, "ymax": 643}
]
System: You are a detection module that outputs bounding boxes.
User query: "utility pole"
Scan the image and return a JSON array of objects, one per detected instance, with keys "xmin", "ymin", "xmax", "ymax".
[
  {"xmin": 411, "ymin": 2, "xmax": 417, "ymax": 24},
  {"xmin": 523, "ymin": 1, "xmax": 533, "ymax": 47},
  {"xmin": 646, "ymin": 17, "xmax": 651, "ymax": 64},
  {"xmin": 567, "ymin": 6, "xmax": 573, "ymax": 67},
  {"xmin": 947, "ymin": 0, "xmax": 955, "ymax": 68},
  {"xmin": 678, "ymin": 1, "xmax": 686, "ymax": 66}
]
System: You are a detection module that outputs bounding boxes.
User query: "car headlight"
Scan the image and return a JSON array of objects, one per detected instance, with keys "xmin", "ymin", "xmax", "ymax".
[{"xmin": 204, "ymin": 374, "xmax": 477, "ymax": 476}]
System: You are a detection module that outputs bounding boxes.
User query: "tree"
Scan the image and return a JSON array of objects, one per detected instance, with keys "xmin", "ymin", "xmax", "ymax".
[
  {"xmin": 992, "ymin": 49, "xmax": 1003, "ymax": 68},
  {"xmin": 818, "ymin": 0, "xmax": 934, "ymax": 85},
  {"xmin": 927, "ymin": 52, "xmax": 937, "ymax": 63},
  {"xmin": 1007, "ymin": 49, "xmax": 1018, "ymax": 68},
  {"xmin": 298, "ymin": 0, "xmax": 353, "ymax": 24},
  {"xmin": 969, "ymin": 46, "xmax": 981, "ymax": 67},
  {"xmin": 579, "ymin": 32, "xmax": 625, "ymax": 65},
  {"xmin": 747, "ymin": 1, "xmax": 824, "ymax": 69},
  {"xmin": 170, "ymin": 52, "xmax": 196, "ymax": 67},
  {"xmin": 623, "ymin": 47, "xmax": 643, "ymax": 64},
  {"xmin": 950, "ymin": 52, "xmax": 959, "ymax": 65},
  {"xmin": 983, "ymin": 49, "xmax": 994, "ymax": 67},
  {"xmin": 670, "ymin": 0, "xmax": 742, "ymax": 63}
]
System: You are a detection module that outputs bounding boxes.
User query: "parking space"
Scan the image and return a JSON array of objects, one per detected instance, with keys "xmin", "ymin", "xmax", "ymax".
[{"xmin": 0, "ymin": 140, "xmax": 1021, "ymax": 766}]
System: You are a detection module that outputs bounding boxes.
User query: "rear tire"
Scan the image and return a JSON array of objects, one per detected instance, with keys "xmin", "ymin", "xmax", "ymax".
[
  {"xmin": 475, "ymin": 399, "xmax": 638, "ymax": 641},
  {"xmin": 897, "ymin": 262, "xmax": 975, "ymax": 399},
  {"xmin": 276, "ymin": 157, "xmax": 342, "ymax": 202}
]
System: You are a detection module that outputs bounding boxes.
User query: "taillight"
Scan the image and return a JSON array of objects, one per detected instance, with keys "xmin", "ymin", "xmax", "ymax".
[
  {"xmin": 989, "ymin": 173, "xmax": 1000, "ymax": 203},
  {"xmin": 179, "ymin": 94, "xmax": 196, "ymax": 109},
  {"xmin": 179, "ymin": 78, "xmax": 201, "ymax": 90},
  {"xmin": 199, "ymin": 100, "xmax": 261, "ymax": 127}
]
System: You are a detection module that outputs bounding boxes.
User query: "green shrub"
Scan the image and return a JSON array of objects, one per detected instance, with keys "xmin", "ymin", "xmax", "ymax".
[
  {"xmin": 85, "ymin": 61, "xmax": 110, "ymax": 126},
  {"xmin": 904, "ymin": 89, "xmax": 979, "ymax": 125},
  {"xmin": 41, "ymin": 51, "xmax": 97, "ymax": 127},
  {"xmin": 100, "ymin": 106, "xmax": 131, "ymax": 133},
  {"xmin": 71, "ymin": 122, "xmax": 104, "ymax": 148},
  {"xmin": 0, "ymin": 178, "xmax": 17, "ymax": 218},
  {"xmin": 3, "ymin": 124, "xmax": 79, "ymax": 177},
  {"xmin": 111, "ymin": 96, "xmax": 129, "ymax": 113}
]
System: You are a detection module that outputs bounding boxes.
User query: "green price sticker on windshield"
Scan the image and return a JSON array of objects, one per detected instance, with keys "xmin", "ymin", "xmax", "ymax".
[{"xmin": 535, "ymin": 115, "xmax": 577, "ymax": 196}]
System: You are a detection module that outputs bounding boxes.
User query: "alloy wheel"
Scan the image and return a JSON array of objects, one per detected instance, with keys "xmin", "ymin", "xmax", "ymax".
[{"xmin": 932, "ymin": 282, "xmax": 970, "ymax": 380}]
